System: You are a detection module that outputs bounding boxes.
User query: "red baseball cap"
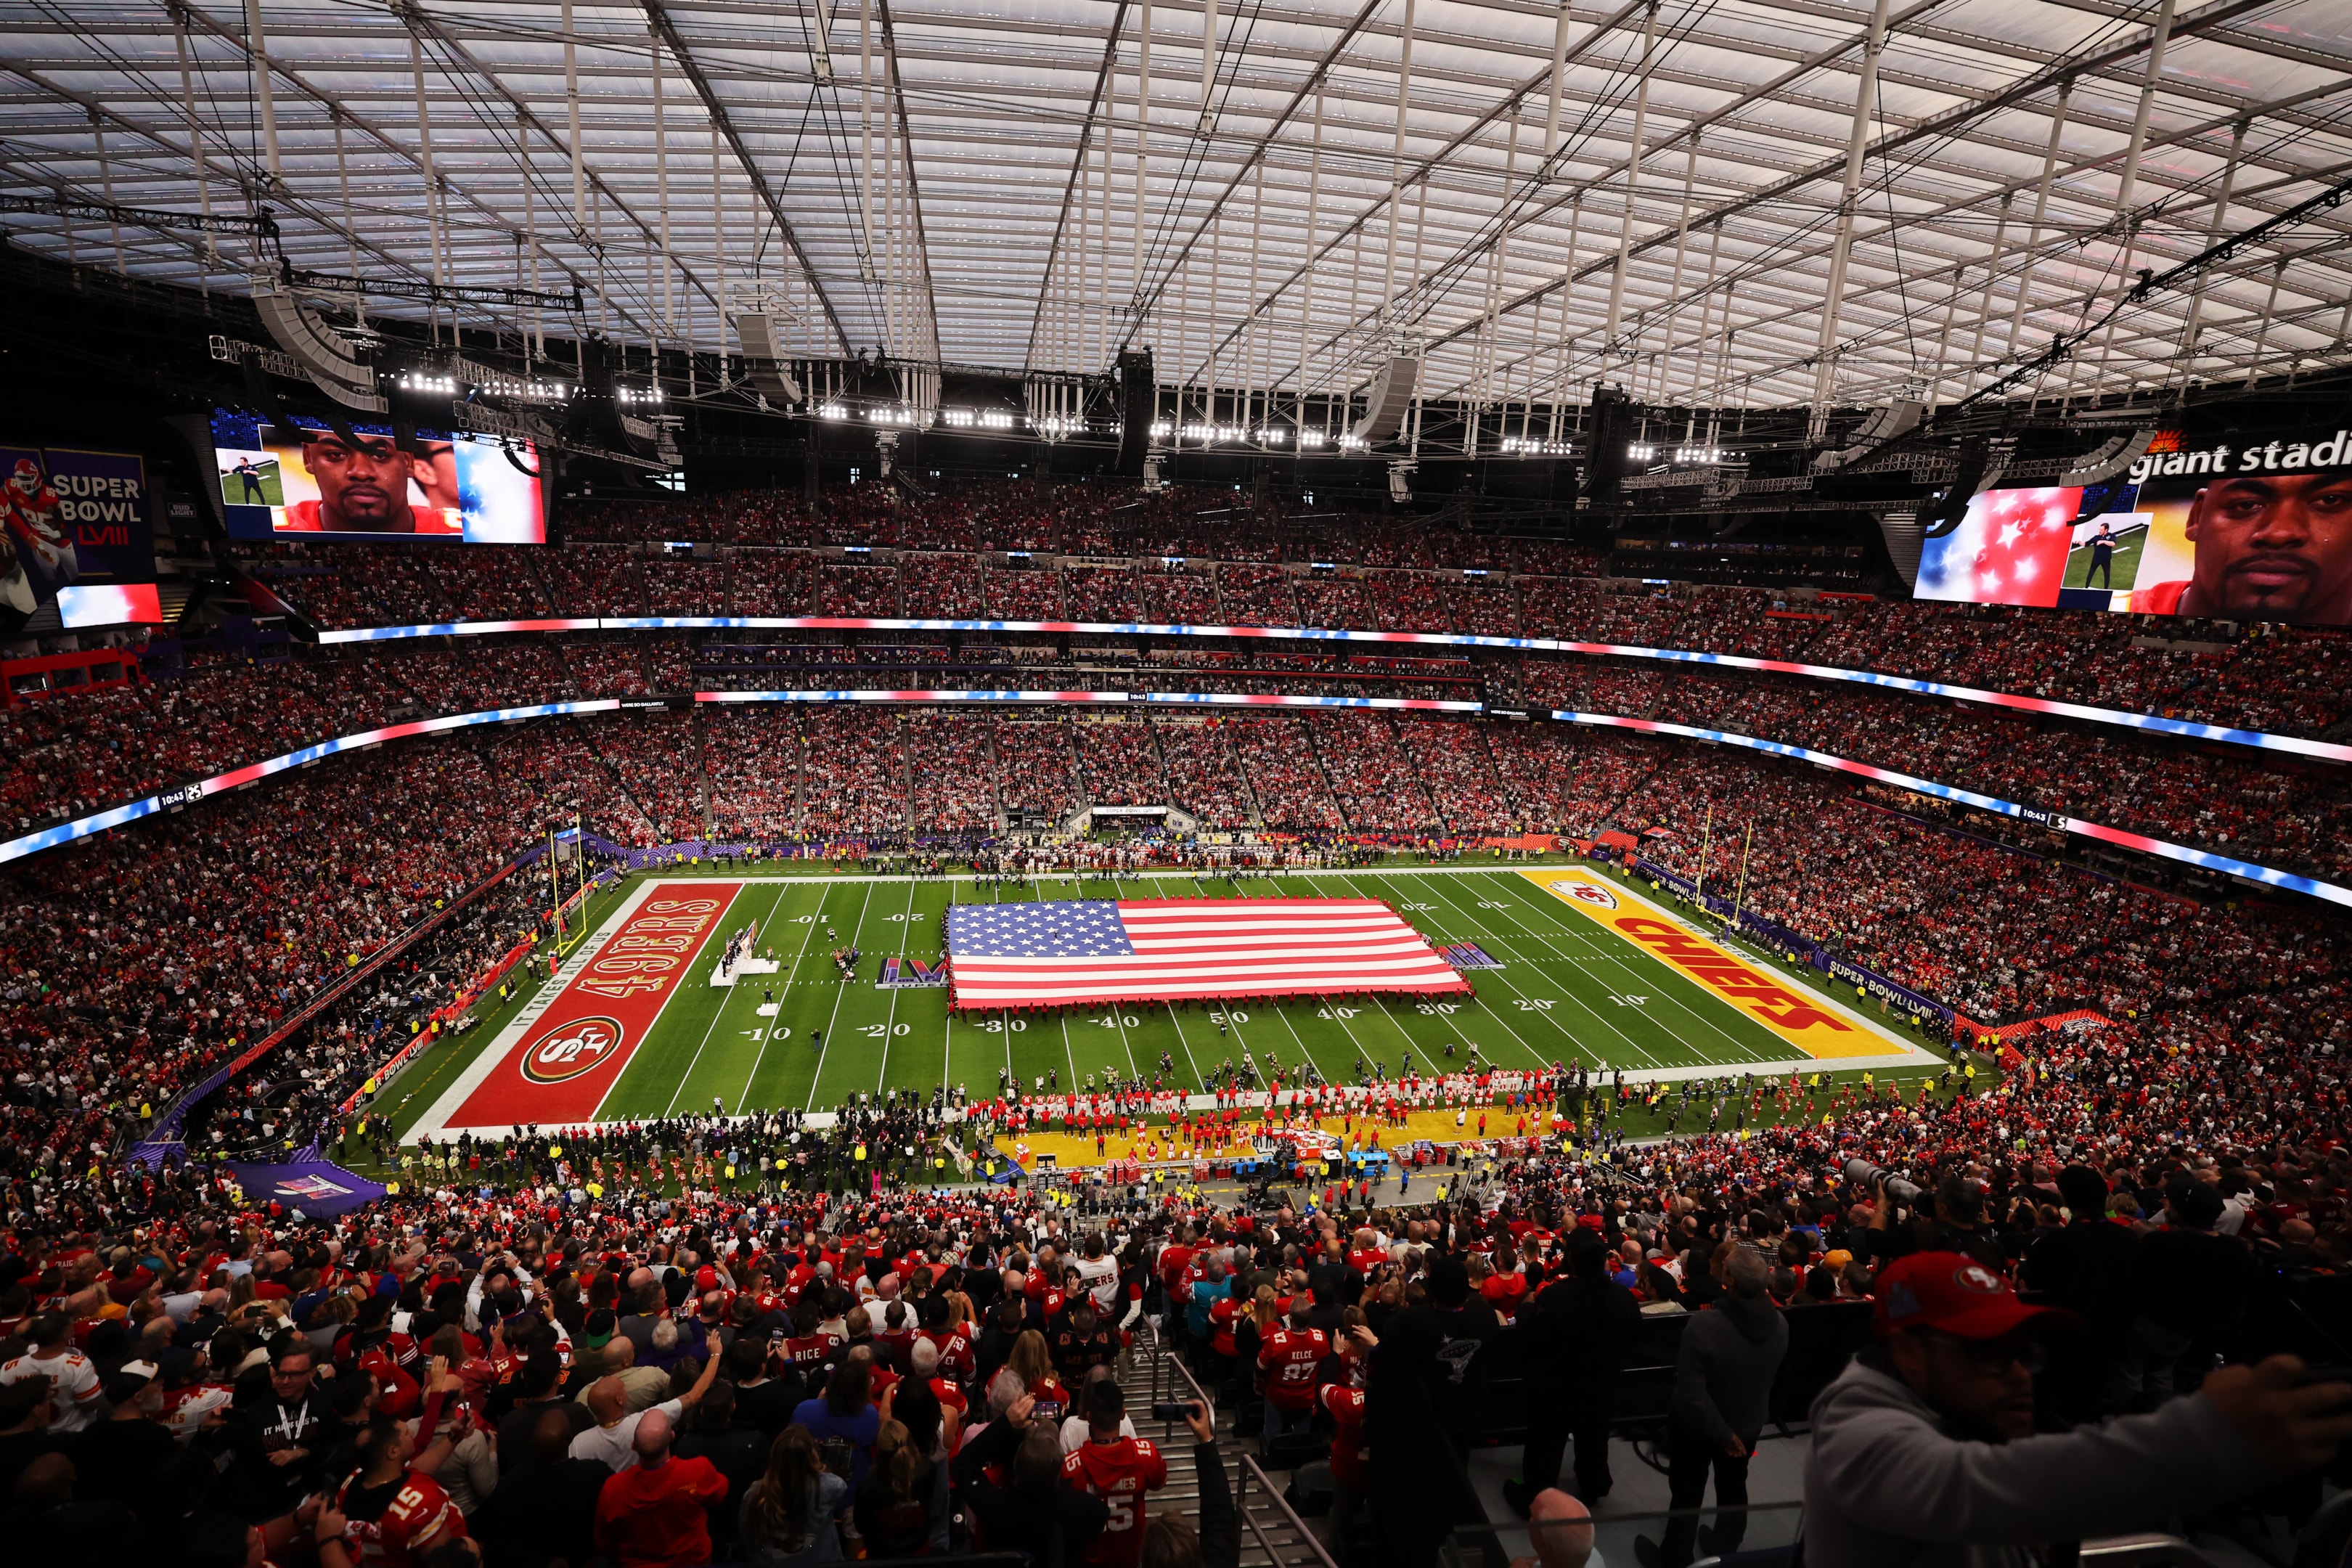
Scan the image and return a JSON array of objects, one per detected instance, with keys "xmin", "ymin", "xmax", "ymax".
[
  {"xmin": 695, "ymin": 1265, "xmax": 719, "ymax": 1292},
  {"xmin": 1871, "ymin": 1251, "xmax": 2074, "ymax": 1340}
]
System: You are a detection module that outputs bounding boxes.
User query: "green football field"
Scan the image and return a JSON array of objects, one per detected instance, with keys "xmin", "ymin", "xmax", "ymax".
[
  {"xmin": 220, "ymin": 455, "xmax": 285, "ymax": 507},
  {"xmin": 392, "ymin": 863, "xmax": 1946, "ymax": 1141},
  {"xmin": 2065, "ymin": 525, "xmax": 2144, "ymax": 592}
]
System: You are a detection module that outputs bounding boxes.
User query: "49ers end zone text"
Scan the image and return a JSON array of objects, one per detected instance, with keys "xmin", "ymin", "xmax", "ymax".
[{"xmin": 443, "ymin": 882, "xmax": 741, "ymax": 1129}]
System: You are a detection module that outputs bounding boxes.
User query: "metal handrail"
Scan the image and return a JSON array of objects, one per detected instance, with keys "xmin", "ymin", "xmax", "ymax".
[
  {"xmin": 2078, "ymin": 1537, "xmax": 2227, "ymax": 1567},
  {"xmin": 1163, "ymin": 1339, "xmax": 1218, "ymax": 1416},
  {"xmin": 1238, "ymin": 1453, "xmax": 1342, "ymax": 1568}
]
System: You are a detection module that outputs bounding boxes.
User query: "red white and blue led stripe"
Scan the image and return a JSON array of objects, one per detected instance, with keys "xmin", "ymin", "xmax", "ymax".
[
  {"xmin": 316, "ymin": 614, "xmax": 2352, "ymax": 765},
  {"xmin": 1548, "ymin": 710, "xmax": 2352, "ymax": 910},
  {"xmin": 3, "ymin": 688, "xmax": 2343, "ymax": 913},
  {"xmin": 693, "ymin": 689, "xmax": 1479, "ymax": 712},
  {"xmin": 0, "ymin": 700, "xmax": 622, "ymax": 866}
]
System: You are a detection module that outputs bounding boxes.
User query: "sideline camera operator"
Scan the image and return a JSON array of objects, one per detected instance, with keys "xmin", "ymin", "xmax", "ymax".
[{"xmin": 1803, "ymin": 1250, "xmax": 2352, "ymax": 1567}]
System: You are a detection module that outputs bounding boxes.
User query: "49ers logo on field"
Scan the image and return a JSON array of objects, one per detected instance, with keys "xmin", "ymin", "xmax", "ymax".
[
  {"xmin": 1551, "ymin": 879, "xmax": 1618, "ymax": 910},
  {"xmin": 520, "ymin": 1016, "xmax": 625, "ymax": 1084}
]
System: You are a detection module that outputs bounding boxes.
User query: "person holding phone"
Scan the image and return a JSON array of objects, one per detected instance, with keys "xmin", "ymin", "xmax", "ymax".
[{"xmin": 314, "ymin": 1388, "xmax": 469, "ymax": 1568}]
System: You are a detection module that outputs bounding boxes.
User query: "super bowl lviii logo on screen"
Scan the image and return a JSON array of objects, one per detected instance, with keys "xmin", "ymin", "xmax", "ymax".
[{"xmin": 522, "ymin": 1016, "xmax": 625, "ymax": 1084}]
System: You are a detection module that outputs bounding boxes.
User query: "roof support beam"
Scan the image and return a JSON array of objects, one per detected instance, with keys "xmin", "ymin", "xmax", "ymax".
[
  {"xmin": 1116, "ymin": 0, "xmax": 1388, "ymax": 358},
  {"xmin": 640, "ymin": 0, "xmax": 852, "ymax": 354},
  {"xmin": 1430, "ymin": 0, "xmax": 2269, "ymax": 353},
  {"xmin": 1026, "ymin": 0, "xmax": 1130, "ymax": 371},
  {"xmin": 875, "ymin": 0, "xmax": 944, "ymax": 362},
  {"xmin": 1808, "ymin": 0, "xmax": 1890, "ymax": 429}
]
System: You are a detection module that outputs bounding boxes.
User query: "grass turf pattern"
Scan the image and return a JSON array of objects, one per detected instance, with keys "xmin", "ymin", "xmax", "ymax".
[{"xmin": 393, "ymin": 864, "xmax": 1941, "ymax": 1140}]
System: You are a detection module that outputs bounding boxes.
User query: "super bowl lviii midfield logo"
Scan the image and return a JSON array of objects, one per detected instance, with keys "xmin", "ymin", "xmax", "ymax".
[
  {"xmin": 1551, "ymin": 878, "xmax": 1618, "ymax": 910},
  {"xmin": 521, "ymin": 1016, "xmax": 625, "ymax": 1084}
]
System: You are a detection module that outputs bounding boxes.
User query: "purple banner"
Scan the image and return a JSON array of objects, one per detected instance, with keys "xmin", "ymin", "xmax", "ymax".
[{"xmin": 223, "ymin": 1156, "xmax": 386, "ymax": 1219}]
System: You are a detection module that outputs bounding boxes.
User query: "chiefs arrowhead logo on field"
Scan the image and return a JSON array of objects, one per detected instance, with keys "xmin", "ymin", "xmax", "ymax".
[
  {"xmin": 1551, "ymin": 879, "xmax": 1618, "ymax": 910},
  {"xmin": 520, "ymin": 1016, "xmax": 625, "ymax": 1084}
]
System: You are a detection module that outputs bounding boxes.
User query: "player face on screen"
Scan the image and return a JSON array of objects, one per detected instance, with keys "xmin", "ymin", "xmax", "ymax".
[
  {"xmin": 2181, "ymin": 471, "xmax": 2352, "ymax": 622},
  {"xmin": 300, "ymin": 430, "xmax": 433, "ymax": 531}
]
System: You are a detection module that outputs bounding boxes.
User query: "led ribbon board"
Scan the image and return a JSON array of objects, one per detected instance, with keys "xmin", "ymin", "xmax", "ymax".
[
  {"xmin": 1548, "ymin": 709, "xmax": 2352, "ymax": 911},
  {"xmin": 0, "ymin": 699, "xmax": 622, "ymax": 866},
  {"xmin": 314, "ymin": 615, "xmax": 2352, "ymax": 764}
]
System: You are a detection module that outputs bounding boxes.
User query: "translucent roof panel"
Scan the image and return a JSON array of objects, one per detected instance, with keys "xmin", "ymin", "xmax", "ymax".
[{"xmin": 2, "ymin": 0, "xmax": 2345, "ymax": 409}]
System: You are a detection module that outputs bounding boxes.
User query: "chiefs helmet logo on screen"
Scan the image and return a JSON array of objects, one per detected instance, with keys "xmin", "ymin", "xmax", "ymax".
[
  {"xmin": 521, "ymin": 1017, "xmax": 625, "ymax": 1084},
  {"xmin": 1552, "ymin": 879, "xmax": 1618, "ymax": 910}
]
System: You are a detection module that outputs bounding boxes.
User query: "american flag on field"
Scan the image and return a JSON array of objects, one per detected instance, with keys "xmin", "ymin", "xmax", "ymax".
[{"xmin": 944, "ymin": 898, "xmax": 1471, "ymax": 1008}]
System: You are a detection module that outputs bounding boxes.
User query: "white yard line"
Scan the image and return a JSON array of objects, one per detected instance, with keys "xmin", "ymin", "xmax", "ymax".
[
  {"xmin": 804, "ymin": 882, "xmax": 877, "ymax": 1109},
  {"xmin": 873, "ymin": 881, "xmax": 919, "ymax": 1091},
  {"xmin": 735, "ymin": 885, "xmax": 833, "ymax": 1113},
  {"xmin": 1164, "ymin": 1003, "xmax": 1206, "ymax": 1087},
  {"xmin": 1413, "ymin": 873, "xmax": 1681, "ymax": 1070},
  {"xmin": 658, "ymin": 885, "xmax": 777, "ymax": 1116}
]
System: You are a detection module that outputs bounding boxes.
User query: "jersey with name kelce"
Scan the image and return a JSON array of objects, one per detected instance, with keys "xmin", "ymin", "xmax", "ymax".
[{"xmin": 1258, "ymin": 1326, "xmax": 1330, "ymax": 1409}]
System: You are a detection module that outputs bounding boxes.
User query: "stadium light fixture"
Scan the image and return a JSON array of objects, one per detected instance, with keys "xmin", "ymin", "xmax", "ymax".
[{"xmin": 479, "ymin": 378, "xmax": 569, "ymax": 401}]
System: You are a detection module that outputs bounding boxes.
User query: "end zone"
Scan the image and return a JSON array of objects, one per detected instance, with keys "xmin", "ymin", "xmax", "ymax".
[
  {"xmin": 412, "ymin": 880, "xmax": 743, "ymax": 1140},
  {"xmin": 1519, "ymin": 867, "xmax": 1942, "ymax": 1072}
]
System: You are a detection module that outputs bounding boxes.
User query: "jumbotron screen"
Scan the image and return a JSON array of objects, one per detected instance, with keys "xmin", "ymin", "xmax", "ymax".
[
  {"xmin": 1916, "ymin": 422, "xmax": 2352, "ymax": 625},
  {"xmin": 211, "ymin": 408, "xmax": 545, "ymax": 543}
]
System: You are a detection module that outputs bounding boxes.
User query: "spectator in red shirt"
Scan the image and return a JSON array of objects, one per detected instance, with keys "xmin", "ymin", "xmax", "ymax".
[
  {"xmin": 1061, "ymin": 1379, "xmax": 1168, "ymax": 1568},
  {"xmin": 593, "ymin": 1408, "xmax": 730, "ymax": 1568},
  {"xmin": 1318, "ymin": 1368, "xmax": 1370, "ymax": 1559},
  {"xmin": 1254, "ymin": 1303, "xmax": 1329, "ymax": 1445},
  {"xmin": 314, "ymin": 1410, "xmax": 467, "ymax": 1568}
]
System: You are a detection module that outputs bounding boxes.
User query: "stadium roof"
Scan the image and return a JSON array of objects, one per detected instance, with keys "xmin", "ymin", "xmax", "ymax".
[{"xmin": 3, "ymin": 0, "xmax": 2348, "ymax": 415}]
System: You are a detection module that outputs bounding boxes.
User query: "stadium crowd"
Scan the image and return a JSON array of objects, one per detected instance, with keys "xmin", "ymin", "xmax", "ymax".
[
  {"xmin": 0, "ymin": 956, "xmax": 2344, "ymax": 1568},
  {"xmin": 3, "ymin": 481, "xmax": 2348, "ymax": 1567},
  {"xmin": 230, "ymin": 476, "xmax": 2352, "ymax": 741}
]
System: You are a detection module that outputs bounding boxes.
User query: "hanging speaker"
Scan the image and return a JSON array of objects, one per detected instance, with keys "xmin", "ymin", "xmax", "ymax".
[
  {"xmin": 1582, "ymin": 385, "xmax": 1634, "ymax": 507},
  {"xmin": 1350, "ymin": 355, "xmax": 1419, "ymax": 445},
  {"xmin": 1116, "ymin": 349, "xmax": 1154, "ymax": 476},
  {"xmin": 249, "ymin": 275, "xmax": 387, "ymax": 412},
  {"xmin": 2060, "ymin": 428, "xmax": 2158, "ymax": 487},
  {"xmin": 735, "ymin": 311, "xmax": 805, "ymax": 404}
]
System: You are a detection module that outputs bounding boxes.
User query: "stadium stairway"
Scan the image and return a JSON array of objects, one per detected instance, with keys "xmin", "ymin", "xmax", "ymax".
[{"xmin": 1124, "ymin": 1328, "xmax": 1345, "ymax": 1568}]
